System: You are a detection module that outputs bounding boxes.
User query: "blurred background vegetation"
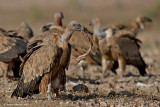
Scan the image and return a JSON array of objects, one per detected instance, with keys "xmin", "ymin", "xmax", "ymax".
[{"xmin": 0, "ymin": 0, "xmax": 159, "ymax": 35}]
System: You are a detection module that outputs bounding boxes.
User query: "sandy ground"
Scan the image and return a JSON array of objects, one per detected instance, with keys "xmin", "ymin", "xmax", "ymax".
[
  {"xmin": 0, "ymin": 31, "xmax": 160, "ymax": 107},
  {"xmin": 0, "ymin": 0, "xmax": 160, "ymax": 106}
]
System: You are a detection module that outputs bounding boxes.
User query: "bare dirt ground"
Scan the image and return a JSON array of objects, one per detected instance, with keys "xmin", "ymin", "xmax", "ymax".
[{"xmin": 0, "ymin": 0, "xmax": 160, "ymax": 106}]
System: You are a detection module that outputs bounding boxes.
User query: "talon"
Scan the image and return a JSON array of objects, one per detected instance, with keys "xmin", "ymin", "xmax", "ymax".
[{"xmin": 47, "ymin": 93, "xmax": 54, "ymax": 101}]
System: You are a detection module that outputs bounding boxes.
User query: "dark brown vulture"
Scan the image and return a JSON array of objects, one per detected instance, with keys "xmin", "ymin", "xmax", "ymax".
[
  {"xmin": 0, "ymin": 28, "xmax": 27, "ymax": 78},
  {"xmin": 11, "ymin": 21, "xmax": 93, "ymax": 100},
  {"xmin": 99, "ymin": 28, "xmax": 147, "ymax": 77},
  {"xmin": 110, "ymin": 16, "xmax": 152, "ymax": 36}
]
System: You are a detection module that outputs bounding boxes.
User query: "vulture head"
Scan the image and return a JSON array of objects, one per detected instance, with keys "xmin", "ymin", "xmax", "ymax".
[
  {"xmin": 89, "ymin": 17, "xmax": 100, "ymax": 26},
  {"xmin": 67, "ymin": 21, "xmax": 84, "ymax": 32},
  {"xmin": 54, "ymin": 12, "xmax": 64, "ymax": 19},
  {"xmin": 136, "ymin": 16, "xmax": 152, "ymax": 30},
  {"xmin": 54, "ymin": 12, "xmax": 64, "ymax": 26}
]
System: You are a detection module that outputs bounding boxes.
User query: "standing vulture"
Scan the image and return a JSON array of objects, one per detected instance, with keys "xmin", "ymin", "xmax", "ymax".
[
  {"xmin": 41, "ymin": 12, "xmax": 64, "ymax": 32},
  {"xmin": 99, "ymin": 28, "xmax": 147, "ymax": 76},
  {"xmin": 69, "ymin": 18, "xmax": 102, "ymax": 69},
  {"xmin": 89, "ymin": 18, "xmax": 118, "ymax": 75},
  {"xmin": 110, "ymin": 16, "xmax": 152, "ymax": 36},
  {"xmin": 89, "ymin": 17, "xmax": 107, "ymax": 49},
  {"xmin": 0, "ymin": 26, "xmax": 28, "ymax": 78},
  {"xmin": 28, "ymin": 12, "xmax": 64, "ymax": 44},
  {"xmin": 26, "ymin": 12, "xmax": 65, "ymax": 90},
  {"xmin": 11, "ymin": 21, "xmax": 93, "ymax": 100}
]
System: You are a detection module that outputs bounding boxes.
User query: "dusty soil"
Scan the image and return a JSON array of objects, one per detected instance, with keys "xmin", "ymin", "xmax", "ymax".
[
  {"xmin": 0, "ymin": 32, "xmax": 160, "ymax": 107},
  {"xmin": 0, "ymin": 0, "xmax": 160, "ymax": 106}
]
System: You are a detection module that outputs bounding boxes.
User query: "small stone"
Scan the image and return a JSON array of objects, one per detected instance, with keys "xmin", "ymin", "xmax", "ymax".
[
  {"xmin": 107, "ymin": 91, "xmax": 116, "ymax": 97},
  {"xmin": 94, "ymin": 80, "xmax": 101, "ymax": 84},
  {"xmin": 73, "ymin": 84, "xmax": 89, "ymax": 93},
  {"xmin": 68, "ymin": 94, "xmax": 73, "ymax": 99},
  {"xmin": 118, "ymin": 91, "xmax": 132, "ymax": 97}
]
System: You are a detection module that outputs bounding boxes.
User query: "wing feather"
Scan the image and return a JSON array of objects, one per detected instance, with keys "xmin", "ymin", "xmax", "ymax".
[
  {"xmin": 0, "ymin": 34, "xmax": 27, "ymax": 62},
  {"xmin": 115, "ymin": 36, "xmax": 141, "ymax": 62},
  {"xmin": 22, "ymin": 44, "xmax": 63, "ymax": 83}
]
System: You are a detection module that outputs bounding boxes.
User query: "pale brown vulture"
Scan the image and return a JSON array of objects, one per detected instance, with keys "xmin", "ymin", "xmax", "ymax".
[
  {"xmin": 28, "ymin": 12, "xmax": 64, "ymax": 44},
  {"xmin": 89, "ymin": 18, "xmax": 118, "ymax": 75},
  {"xmin": 99, "ymin": 28, "xmax": 147, "ymax": 76},
  {"xmin": 11, "ymin": 21, "xmax": 92, "ymax": 100},
  {"xmin": 41, "ymin": 12, "xmax": 64, "ymax": 32}
]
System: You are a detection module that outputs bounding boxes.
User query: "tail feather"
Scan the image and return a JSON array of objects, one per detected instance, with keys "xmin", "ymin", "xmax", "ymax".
[
  {"xmin": 136, "ymin": 54, "xmax": 147, "ymax": 76},
  {"xmin": 111, "ymin": 61, "xmax": 118, "ymax": 74},
  {"xmin": 11, "ymin": 75, "xmax": 42, "ymax": 98},
  {"xmin": 138, "ymin": 66, "xmax": 147, "ymax": 76}
]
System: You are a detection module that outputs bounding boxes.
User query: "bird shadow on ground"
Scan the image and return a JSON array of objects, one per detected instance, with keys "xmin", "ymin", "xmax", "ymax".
[
  {"xmin": 61, "ymin": 92, "xmax": 108, "ymax": 101},
  {"xmin": 67, "ymin": 76, "xmax": 107, "ymax": 84},
  {"xmin": 123, "ymin": 72, "xmax": 159, "ymax": 78},
  {"xmin": 123, "ymin": 72, "xmax": 140, "ymax": 77}
]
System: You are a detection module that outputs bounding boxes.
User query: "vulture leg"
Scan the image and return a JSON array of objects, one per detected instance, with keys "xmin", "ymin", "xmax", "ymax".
[
  {"xmin": 118, "ymin": 58, "xmax": 126, "ymax": 77},
  {"xmin": 47, "ymin": 75, "xmax": 53, "ymax": 101},
  {"xmin": 52, "ymin": 77, "xmax": 60, "ymax": 98},
  {"xmin": 3, "ymin": 62, "xmax": 11, "ymax": 79},
  {"xmin": 111, "ymin": 61, "xmax": 118, "ymax": 74},
  {"xmin": 3, "ymin": 71, "xmax": 7, "ymax": 79},
  {"xmin": 60, "ymin": 69, "xmax": 66, "ymax": 92},
  {"xmin": 47, "ymin": 82, "xmax": 53, "ymax": 101},
  {"xmin": 102, "ymin": 57, "xmax": 113, "ymax": 77},
  {"xmin": 3, "ymin": 64, "xmax": 8, "ymax": 79},
  {"xmin": 102, "ymin": 57, "xmax": 107, "ymax": 77}
]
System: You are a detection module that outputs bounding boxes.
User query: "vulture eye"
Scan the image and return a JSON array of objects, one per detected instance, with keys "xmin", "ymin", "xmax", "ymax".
[{"xmin": 73, "ymin": 24, "xmax": 76, "ymax": 27}]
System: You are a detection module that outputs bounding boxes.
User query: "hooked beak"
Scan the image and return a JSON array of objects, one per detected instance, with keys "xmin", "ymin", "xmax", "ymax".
[
  {"xmin": 77, "ymin": 24, "xmax": 84, "ymax": 31},
  {"xmin": 143, "ymin": 17, "xmax": 152, "ymax": 22}
]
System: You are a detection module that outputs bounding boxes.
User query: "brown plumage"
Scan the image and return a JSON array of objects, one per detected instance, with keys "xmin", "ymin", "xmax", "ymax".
[
  {"xmin": 11, "ymin": 21, "xmax": 92, "ymax": 100},
  {"xmin": 89, "ymin": 18, "xmax": 118, "ymax": 75},
  {"xmin": 110, "ymin": 16, "xmax": 152, "ymax": 36},
  {"xmin": 99, "ymin": 28, "xmax": 147, "ymax": 76},
  {"xmin": 0, "ymin": 28, "xmax": 27, "ymax": 78},
  {"xmin": 41, "ymin": 12, "xmax": 64, "ymax": 32},
  {"xmin": 70, "ymin": 19, "xmax": 101, "ymax": 67},
  {"xmin": 17, "ymin": 21, "xmax": 33, "ymax": 40},
  {"xmin": 29, "ymin": 12, "xmax": 64, "ymax": 44},
  {"xmin": 26, "ymin": 12, "xmax": 66, "ymax": 91}
]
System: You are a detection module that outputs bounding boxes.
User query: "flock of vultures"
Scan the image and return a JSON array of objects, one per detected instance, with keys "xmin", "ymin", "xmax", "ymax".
[{"xmin": 0, "ymin": 12, "xmax": 152, "ymax": 101}]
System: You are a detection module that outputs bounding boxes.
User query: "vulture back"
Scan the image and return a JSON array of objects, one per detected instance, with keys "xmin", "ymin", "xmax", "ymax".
[
  {"xmin": 12, "ymin": 44, "xmax": 63, "ymax": 97},
  {"xmin": 0, "ymin": 33, "xmax": 27, "ymax": 62}
]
